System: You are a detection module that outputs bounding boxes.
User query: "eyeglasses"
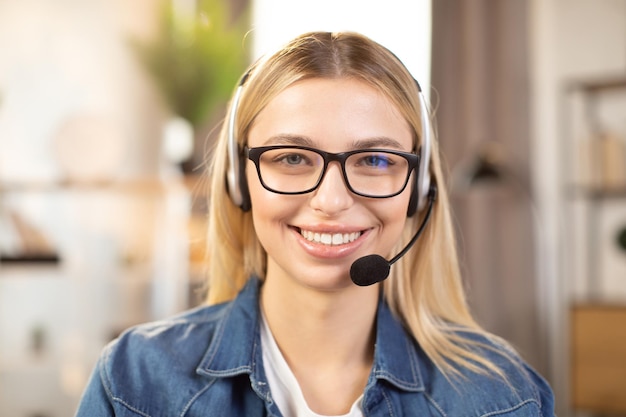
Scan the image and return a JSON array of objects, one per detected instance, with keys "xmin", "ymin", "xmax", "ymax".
[{"xmin": 245, "ymin": 145, "xmax": 419, "ymax": 198}]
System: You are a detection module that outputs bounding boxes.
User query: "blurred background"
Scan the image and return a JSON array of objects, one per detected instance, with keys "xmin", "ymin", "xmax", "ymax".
[{"xmin": 0, "ymin": 0, "xmax": 625, "ymax": 416}]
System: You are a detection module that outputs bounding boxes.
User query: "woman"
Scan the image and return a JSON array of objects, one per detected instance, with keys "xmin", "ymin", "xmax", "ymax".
[{"xmin": 75, "ymin": 31, "xmax": 554, "ymax": 416}]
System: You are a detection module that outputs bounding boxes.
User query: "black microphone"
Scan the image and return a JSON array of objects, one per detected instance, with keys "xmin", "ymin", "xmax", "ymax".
[{"xmin": 350, "ymin": 185, "xmax": 437, "ymax": 286}]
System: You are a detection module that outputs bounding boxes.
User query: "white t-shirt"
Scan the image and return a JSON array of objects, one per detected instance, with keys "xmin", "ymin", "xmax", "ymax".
[{"xmin": 260, "ymin": 312, "xmax": 364, "ymax": 417}]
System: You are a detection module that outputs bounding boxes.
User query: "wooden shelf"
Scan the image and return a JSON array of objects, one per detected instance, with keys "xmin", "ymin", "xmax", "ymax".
[
  {"xmin": 0, "ymin": 254, "xmax": 60, "ymax": 265},
  {"xmin": 566, "ymin": 184, "xmax": 626, "ymax": 200},
  {"xmin": 0, "ymin": 176, "xmax": 208, "ymax": 197},
  {"xmin": 566, "ymin": 75, "xmax": 626, "ymax": 93}
]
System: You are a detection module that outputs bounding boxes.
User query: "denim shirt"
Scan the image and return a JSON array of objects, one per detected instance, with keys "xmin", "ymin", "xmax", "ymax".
[{"xmin": 75, "ymin": 278, "xmax": 555, "ymax": 416}]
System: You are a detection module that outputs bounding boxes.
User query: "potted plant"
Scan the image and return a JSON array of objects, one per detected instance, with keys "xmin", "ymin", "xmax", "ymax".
[{"xmin": 132, "ymin": 0, "xmax": 249, "ymax": 170}]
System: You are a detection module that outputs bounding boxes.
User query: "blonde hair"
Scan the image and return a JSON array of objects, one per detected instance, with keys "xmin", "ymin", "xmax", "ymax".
[{"xmin": 205, "ymin": 31, "xmax": 511, "ymax": 379}]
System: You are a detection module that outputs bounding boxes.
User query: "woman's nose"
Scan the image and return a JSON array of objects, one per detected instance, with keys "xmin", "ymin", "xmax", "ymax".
[{"xmin": 308, "ymin": 163, "xmax": 354, "ymax": 216}]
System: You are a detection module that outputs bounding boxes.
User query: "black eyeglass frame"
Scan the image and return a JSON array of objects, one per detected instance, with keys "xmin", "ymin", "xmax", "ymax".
[{"xmin": 245, "ymin": 145, "xmax": 420, "ymax": 198}]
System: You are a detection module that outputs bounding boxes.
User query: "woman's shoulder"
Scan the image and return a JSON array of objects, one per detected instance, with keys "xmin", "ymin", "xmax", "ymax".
[
  {"xmin": 420, "ymin": 328, "xmax": 555, "ymax": 417},
  {"xmin": 108, "ymin": 302, "xmax": 231, "ymax": 357},
  {"xmin": 81, "ymin": 300, "xmax": 259, "ymax": 415},
  {"xmin": 87, "ymin": 302, "xmax": 238, "ymax": 414},
  {"xmin": 97, "ymin": 303, "xmax": 232, "ymax": 394}
]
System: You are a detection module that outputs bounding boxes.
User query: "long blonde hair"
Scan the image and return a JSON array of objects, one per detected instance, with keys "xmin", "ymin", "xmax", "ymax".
[{"xmin": 206, "ymin": 31, "xmax": 509, "ymax": 378}]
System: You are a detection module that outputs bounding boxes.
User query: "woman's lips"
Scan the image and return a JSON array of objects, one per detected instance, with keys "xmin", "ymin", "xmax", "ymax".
[
  {"xmin": 299, "ymin": 229, "xmax": 362, "ymax": 246},
  {"xmin": 291, "ymin": 226, "xmax": 370, "ymax": 259}
]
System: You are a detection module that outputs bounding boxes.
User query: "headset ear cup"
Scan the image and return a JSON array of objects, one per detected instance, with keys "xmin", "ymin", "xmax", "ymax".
[
  {"xmin": 238, "ymin": 154, "xmax": 251, "ymax": 211},
  {"xmin": 407, "ymin": 175, "xmax": 418, "ymax": 217},
  {"xmin": 407, "ymin": 144, "xmax": 425, "ymax": 217},
  {"xmin": 226, "ymin": 74, "xmax": 249, "ymax": 210}
]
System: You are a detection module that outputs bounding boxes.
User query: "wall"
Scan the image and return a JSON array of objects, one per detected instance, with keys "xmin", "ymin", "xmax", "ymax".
[
  {"xmin": 0, "ymin": 0, "xmax": 165, "ymax": 183},
  {"xmin": 251, "ymin": 0, "xmax": 432, "ymax": 97},
  {"xmin": 529, "ymin": 0, "xmax": 626, "ymax": 413}
]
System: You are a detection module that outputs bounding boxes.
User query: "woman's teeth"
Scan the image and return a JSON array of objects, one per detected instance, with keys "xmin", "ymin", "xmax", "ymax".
[{"xmin": 300, "ymin": 229, "xmax": 361, "ymax": 246}]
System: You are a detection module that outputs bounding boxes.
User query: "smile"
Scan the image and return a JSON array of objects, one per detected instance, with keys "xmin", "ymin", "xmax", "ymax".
[{"xmin": 299, "ymin": 229, "xmax": 362, "ymax": 246}]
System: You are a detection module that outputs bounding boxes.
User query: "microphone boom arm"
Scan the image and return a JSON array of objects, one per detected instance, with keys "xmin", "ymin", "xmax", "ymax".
[{"xmin": 389, "ymin": 184, "xmax": 437, "ymax": 266}]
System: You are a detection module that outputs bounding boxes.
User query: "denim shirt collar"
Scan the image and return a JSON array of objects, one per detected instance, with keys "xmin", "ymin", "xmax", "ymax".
[{"xmin": 196, "ymin": 277, "xmax": 425, "ymax": 395}]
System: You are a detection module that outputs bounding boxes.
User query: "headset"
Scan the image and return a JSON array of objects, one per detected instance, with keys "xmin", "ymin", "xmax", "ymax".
[{"xmin": 226, "ymin": 71, "xmax": 432, "ymax": 217}]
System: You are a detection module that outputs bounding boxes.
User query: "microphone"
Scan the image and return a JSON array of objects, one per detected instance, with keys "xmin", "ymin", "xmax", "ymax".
[{"xmin": 350, "ymin": 185, "xmax": 437, "ymax": 286}]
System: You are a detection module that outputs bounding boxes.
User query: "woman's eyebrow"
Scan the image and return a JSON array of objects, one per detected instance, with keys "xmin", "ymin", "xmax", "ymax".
[
  {"xmin": 261, "ymin": 134, "xmax": 315, "ymax": 147},
  {"xmin": 260, "ymin": 134, "xmax": 408, "ymax": 150},
  {"xmin": 351, "ymin": 137, "xmax": 408, "ymax": 150}
]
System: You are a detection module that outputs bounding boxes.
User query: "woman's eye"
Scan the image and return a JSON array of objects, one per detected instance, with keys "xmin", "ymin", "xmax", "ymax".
[
  {"xmin": 362, "ymin": 154, "xmax": 393, "ymax": 168},
  {"xmin": 272, "ymin": 152, "xmax": 311, "ymax": 166},
  {"xmin": 284, "ymin": 154, "xmax": 304, "ymax": 164}
]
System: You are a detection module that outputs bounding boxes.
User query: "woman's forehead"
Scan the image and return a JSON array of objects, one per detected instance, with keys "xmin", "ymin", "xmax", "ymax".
[{"xmin": 247, "ymin": 77, "xmax": 413, "ymax": 151}]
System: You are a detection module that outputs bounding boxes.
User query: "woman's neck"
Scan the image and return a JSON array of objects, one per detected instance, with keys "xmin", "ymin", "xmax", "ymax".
[{"xmin": 260, "ymin": 273, "xmax": 379, "ymax": 414}]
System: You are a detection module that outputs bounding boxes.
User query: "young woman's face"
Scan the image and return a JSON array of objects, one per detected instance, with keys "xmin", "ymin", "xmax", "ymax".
[{"xmin": 246, "ymin": 77, "xmax": 414, "ymax": 291}]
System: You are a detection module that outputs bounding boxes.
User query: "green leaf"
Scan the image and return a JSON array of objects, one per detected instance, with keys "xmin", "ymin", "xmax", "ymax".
[{"xmin": 130, "ymin": 0, "xmax": 250, "ymax": 127}]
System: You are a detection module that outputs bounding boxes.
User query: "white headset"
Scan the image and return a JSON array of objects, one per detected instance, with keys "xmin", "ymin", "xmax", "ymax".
[{"xmin": 226, "ymin": 72, "xmax": 432, "ymax": 216}]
